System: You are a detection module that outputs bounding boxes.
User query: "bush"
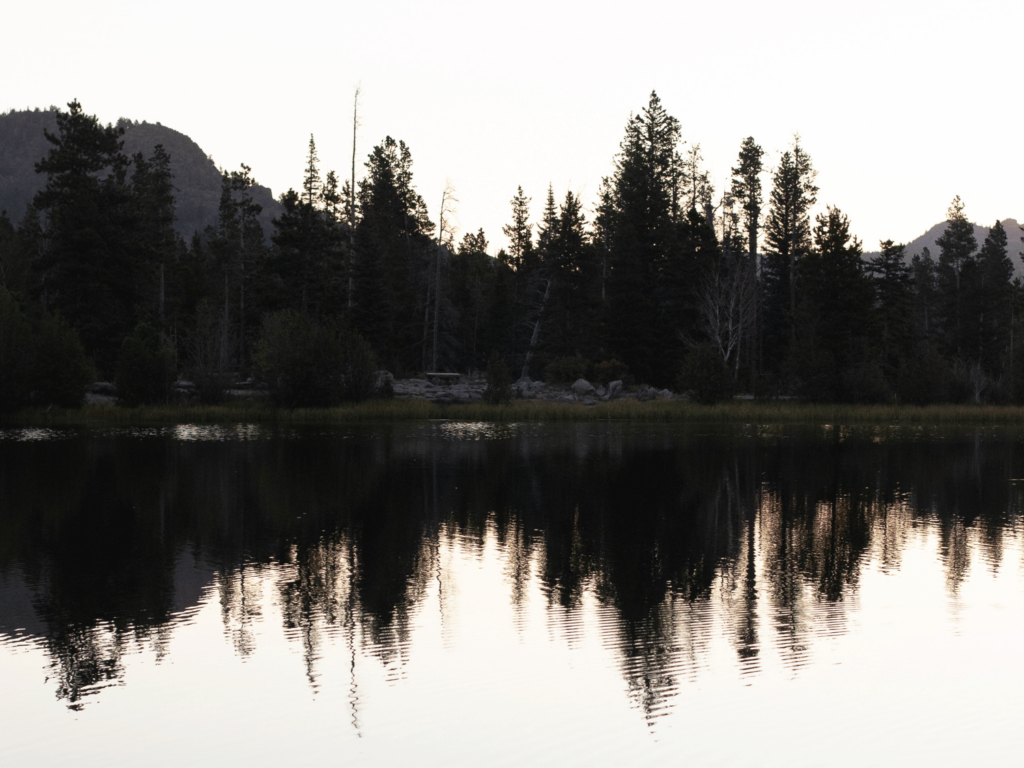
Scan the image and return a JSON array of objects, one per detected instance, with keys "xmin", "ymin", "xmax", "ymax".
[
  {"xmin": 374, "ymin": 372, "xmax": 395, "ymax": 400},
  {"xmin": 33, "ymin": 313, "xmax": 93, "ymax": 407},
  {"xmin": 795, "ymin": 349, "xmax": 836, "ymax": 402},
  {"xmin": 183, "ymin": 302, "xmax": 232, "ymax": 404},
  {"xmin": 678, "ymin": 345, "xmax": 733, "ymax": 404},
  {"xmin": 896, "ymin": 344, "xmax": 950, "ymax": 405},
  {"xmin": 988, "ymin": 374, "xmax": 1013, "ymax": 405},
  {"xmin": 115, "ymin": 323, "xmax": 175, "ymax": 406},
  {"xmin": 948, "ymin": 358, "xmax": 987, "ymax": 404},
  {"xmin": 543, "ymin": 356, "xmax": 592, "ymax": 384},
  {"xmin": 483, "ymin": 351, "xmax": 512, "ymax": 405},
  {"xmin": 0, "ymin": 286, "xmax": 33, "ymax": 412},
  {"xmin": 843, "ymin": 361, "xmax": 890, "ymax": 404},
  {"xmin": 592, "ymin": 358, "xmax": 631, "ymax": 386},
  {"xmin": 254, "ymin": 311, "xmax": 376, "ymax": 408}
]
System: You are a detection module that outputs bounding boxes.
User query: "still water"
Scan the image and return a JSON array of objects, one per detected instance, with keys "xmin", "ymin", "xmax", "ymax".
[{"xmin": 2, "ymin": 422, "xmax": 1024, "ymax": 766}]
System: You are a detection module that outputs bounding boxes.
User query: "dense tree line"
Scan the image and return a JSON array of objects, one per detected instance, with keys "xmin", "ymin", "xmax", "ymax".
[{"xmin": 1, "ymin": 95, "xmax": 1022, "ymax": 409}]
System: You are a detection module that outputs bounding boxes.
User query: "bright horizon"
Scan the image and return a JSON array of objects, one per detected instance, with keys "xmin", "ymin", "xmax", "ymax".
[{"xmin": 5, "ymin": 0, "xmax": 1022, "ymax": 256}]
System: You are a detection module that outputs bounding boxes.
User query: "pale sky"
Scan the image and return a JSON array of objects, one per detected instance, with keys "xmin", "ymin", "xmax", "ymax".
[{"xmin": 5, "ymin": 0, "xmax": 1022, "ymax": 254}]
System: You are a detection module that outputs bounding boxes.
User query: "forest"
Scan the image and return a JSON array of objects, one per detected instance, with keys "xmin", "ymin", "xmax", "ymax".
[{"xmin": 1, "ymin": 93, "xmax": 1022, "ymax": 409}]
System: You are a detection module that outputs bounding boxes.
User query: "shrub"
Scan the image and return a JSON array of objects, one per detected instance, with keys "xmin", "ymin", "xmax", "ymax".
[
  {"xmin": 896, "ymin": 344, "xmax": 950, "ymax": 405},
  {"xmin": 843, "ymin": 361, "xmax": 890, "ymax": 404},
  {"xmin": 543, "ymin": 356, "xmax": 591, "ymax": 384},
  {"xmin": 483, "ymin": 351, "xmax": 512, "ymax": 405},
  {"xmin": 115, "ymin": 323, "xmax": 175, "ymax": 406},
  {"xmin": 988, "ymin": 374, "xmax": 1012, "ymax": 405},
  {"xmin": 796, "ymin": 349, "xmax": 838, "ymax": 402},
  {"xmin": 947, "ymin": 358, "xmax": 988, "ymax": 404},
  {"xmin": 183, "ymin": 302, "xmax": 232, "ymax": 404},
  {"xmin": 254, "ymin": 311, "xmax": 376, "ymax": 408},
  {"xmin": 0, "ymin": 286, "xmax": 33, "ymax": 412},
  {"xmin": 592, "ymin": 358, "xmax": 631, "ymax": 386},
  {"xmin": 678, "ymin": 345, "xmax": 733, "ymax": 404},
  {"xmin": 374, "ymin": 372, "xmax": 395, "ymax": 400},
  {"xmin": 33, "ymin": 313, "xmax": 93, "ymax": 407}
]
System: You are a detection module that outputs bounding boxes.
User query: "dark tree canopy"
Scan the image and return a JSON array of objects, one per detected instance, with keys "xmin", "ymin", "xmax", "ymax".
[{"xmin": 3, "ymin": 97, "xmax": 1022, "ymax": 407}]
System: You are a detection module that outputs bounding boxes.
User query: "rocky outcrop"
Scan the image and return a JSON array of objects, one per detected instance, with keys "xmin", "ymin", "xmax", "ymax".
[
  {"xmin": 515, "ymin": 377, "xmax": 548, "ymax": 399},
  {"xmin": 634, "ymin": 385, "xmax": 675, "ymax": 402},
  {"xmin": 393, "ymin": 376, "xmax": 487, "ymax": 403}
]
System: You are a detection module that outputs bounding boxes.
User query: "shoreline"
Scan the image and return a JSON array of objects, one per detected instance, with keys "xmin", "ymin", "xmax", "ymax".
[{"xmin": 5, "ymin": 399, "xmax": 1024, "ymax": 428}]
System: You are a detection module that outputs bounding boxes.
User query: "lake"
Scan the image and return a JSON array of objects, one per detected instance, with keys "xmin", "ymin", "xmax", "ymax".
[{"xmin": 2, "ymin": 421, "xmax": 1024, "ymax": 766}]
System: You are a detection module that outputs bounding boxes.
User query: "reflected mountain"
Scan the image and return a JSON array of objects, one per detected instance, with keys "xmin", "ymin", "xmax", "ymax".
[{"xmin": 1, "ymin": 423, "xmax": 1021, "ymax": 713}]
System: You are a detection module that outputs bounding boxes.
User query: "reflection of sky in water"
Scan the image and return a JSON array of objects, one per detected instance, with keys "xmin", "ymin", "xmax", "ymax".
[
  {"xmin": 434, "ymin": 421, "xmax": 522, "ymax": 440},
  {"xmin": 0, "ymin": 424, "xmax": 272, "ymax": 442},
  {"xmin": 3, "ymin": 425, "xmax": 1024, "ymax": 766},
  {"xmin": 2, "ymin": 513, "xmax": 1023, "ymax": 766},
  {"xmin": 2, "ymin": 520, "xmax": 1024, "ymax": 765},
  {"xmin": 0, "ymin": 427, "xmax": 72, "ymax": 441},
  {"xmin": 171, "ymin": 424, "xmax": 264, "ymax": 442}
]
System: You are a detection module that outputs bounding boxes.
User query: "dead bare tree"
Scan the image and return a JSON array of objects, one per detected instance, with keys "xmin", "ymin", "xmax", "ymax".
[
  {"xmin": 693, "ymin": 252, "xmax": 756, "ymax": 374},
  {"xmin": 520, "ymin": 277, "xmax": 551, "ymax": 380},
  {"xmin": 348, "ymin": 84, "xmax": 360, "ymax": 310},
  {"xmin": 431, "ymin": 180, "xmax": 458, "ymax": 371}
]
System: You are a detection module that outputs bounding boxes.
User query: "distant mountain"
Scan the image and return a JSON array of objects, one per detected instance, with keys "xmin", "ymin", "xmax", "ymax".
[
  {"xmin": 863, "ymin": 218, "xmax": 1024, "ymax": 274},
  {"xmin": 0, "ymin": 108, "xmax": 283, "ymax": 240}
]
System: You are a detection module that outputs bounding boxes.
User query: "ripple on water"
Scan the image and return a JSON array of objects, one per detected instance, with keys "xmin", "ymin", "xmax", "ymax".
[
  {"xmin": 170, "ymin": 423, "xmax": 265, "ymax": 441},
  {"xmin": 434, "ymin": 421, "xmax": 522, "ymax": 441},
  {"xmin": 0, "ymin": 427, "xmax": 73, "ymax": 441}
]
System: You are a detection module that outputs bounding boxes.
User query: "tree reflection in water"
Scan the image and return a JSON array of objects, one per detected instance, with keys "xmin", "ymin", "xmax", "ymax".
[{"xmin": 1, "ymin": 423, "xmax": 1022, "ymax": 714}]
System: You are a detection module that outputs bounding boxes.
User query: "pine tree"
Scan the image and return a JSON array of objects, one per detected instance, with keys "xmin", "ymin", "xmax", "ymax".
[
  {"xmin": 797, "ymin": 206, "xmax": 877, "ymax": 400},
  {"xmin": 354, "ymin": 137, "xmax": 432, "ymax": 372},
  {"xmin": 729, "ymin": 137, "xmax": 764, "ymax": 386},
  {"xmin": 730, "ymin": 137, "xmax": 764, "ymax": 264},
  {"xmin": 868, "ymin": 240, "xmax": 913, "ymax": 383},
  {"xmin": 910, "ymin": 247, "xmax": 939, "ymax": 342},
  {"xmin": 302, "ymin": 134, "xmax": 321, "ymax": 208},
  {"xmin": 535, "ymin": 184, "xmax": 558, "ymax": 262},
  {"xmin": 130, "ymin": 144, "xmax": 179, "ymax": 325},
  {"xmin": 544, "ymin": 190, "xmax": 595, "ymax": 361},
  {"xmin": 0, "ymin": 211, "xmax": 18, "ymax": 293},
  {"xmin": 321, "ymin": 170, "xmax": 341, "ymax": 223},
  {"xmin": 451, "ymin": 229, "xmax": 492, "ymax": 371},
  {"xmin": 502, "ymin": 186, "xmax": 534, "ymax": 270},
  {"xmin": 32, "ymin": 100, "xmax": 140, "ymax": 374},
  {"xmin": 761, "ymin": 136, "xmax": 817, "ymax": 374},
  {"xmin": 935, "ymin": 196, "xmax": 978, "ymax": 358},
  {"xmin": 317, "ymin": 170, "xmax": 347, "ymax": 316},
  {"xmin": 213, "ymin": 165, "xmax": 265, "ymax": 370},
  {"xmin": 974, "ymin": 220, "xmax": 1013, "ymax": 374},
  {"xmin": 680, "ymin": 144, "xmax": 714, "ymax": 222},
  {"xmin": 602, "ymin": 91, "xmax": 685, "ymax": 385},
  {"xmin": 500, "ymin": 186, "xmax": 535, "ymax": 371}
]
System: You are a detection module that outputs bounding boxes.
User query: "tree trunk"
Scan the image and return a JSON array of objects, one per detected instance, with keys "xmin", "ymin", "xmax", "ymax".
[
  {"xmin": 432, "ymin": 242, "xmax": 442, "ymax": 372},
  {"xmin": 521, "ymin": 279, "xmax": 551, "ymax": 380},
  {"xmin": 349, "ymin": 86, "xmax": 360, "ymax": 310}
]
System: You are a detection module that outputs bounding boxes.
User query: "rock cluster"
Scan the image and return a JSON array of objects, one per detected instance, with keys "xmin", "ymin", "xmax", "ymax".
[
  {"xmin": 82, "ymin": 373, "xmax": 676, "ymax": 406},
  {"xmin": 386, "ymin": 373, "xmax": 670, "ymax": 405},
  {"xmin": 393, "ymin": 376, "xmax": 487, "ymax": 403}
]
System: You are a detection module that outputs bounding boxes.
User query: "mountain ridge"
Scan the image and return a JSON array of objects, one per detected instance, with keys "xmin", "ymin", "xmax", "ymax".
[
  {"xmin": 863, "ymin": 219, "xmax": 1024, "ymax": 272},
  {"xmin": 0, "ymin": 109, "xmax": 283, "ymax": 240}
]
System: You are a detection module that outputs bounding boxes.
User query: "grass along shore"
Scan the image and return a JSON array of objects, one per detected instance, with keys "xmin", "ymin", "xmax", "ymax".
[{"xmin": 6, "ymin": 398, "xmax": 1024, "ymax": 427}]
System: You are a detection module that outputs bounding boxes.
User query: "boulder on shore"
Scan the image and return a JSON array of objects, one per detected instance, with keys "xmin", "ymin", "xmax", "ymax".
[
  {"xmin": 635, "ymin": 385, "xmax": 659, "ymax": 402},
  {"xmin": 572, "ymin": 378, "xmax": 596, "ymax": 398}
]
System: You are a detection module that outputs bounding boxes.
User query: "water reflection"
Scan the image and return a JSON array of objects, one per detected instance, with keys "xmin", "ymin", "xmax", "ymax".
[{"xmin": 1, "ymin": 423, "xmax": 1023, "ymax": 721}]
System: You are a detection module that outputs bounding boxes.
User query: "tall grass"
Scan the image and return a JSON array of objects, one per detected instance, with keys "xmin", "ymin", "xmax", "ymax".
[{"xmin": 6, "ymin": 398, "xmax": 1024, "ymax": 427}]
